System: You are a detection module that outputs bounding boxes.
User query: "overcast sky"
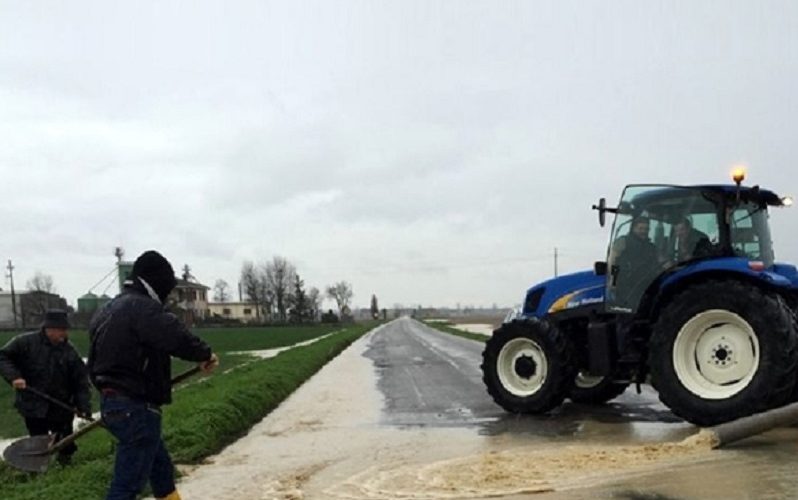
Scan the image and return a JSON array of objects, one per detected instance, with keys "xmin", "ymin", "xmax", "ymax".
[{"xmin": 2, "ymin": 1, "xmax": 797, "ymax": 310}]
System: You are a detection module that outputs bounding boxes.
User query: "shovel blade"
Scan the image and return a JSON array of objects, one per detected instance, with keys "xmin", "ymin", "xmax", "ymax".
[{"xmin": 2, "ymin": 435, "xmax": 53, "ymax": 473}]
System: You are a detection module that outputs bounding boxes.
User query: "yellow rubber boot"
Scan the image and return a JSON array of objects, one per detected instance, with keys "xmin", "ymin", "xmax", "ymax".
[{"xmin": 157, "ymin": 491, "xmax": 182, "ymax": 500}]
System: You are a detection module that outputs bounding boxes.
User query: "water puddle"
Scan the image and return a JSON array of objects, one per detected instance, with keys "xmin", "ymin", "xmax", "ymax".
[{"xmin": 452, "ymin": 323, "xmax": 494, "ymax": 336}]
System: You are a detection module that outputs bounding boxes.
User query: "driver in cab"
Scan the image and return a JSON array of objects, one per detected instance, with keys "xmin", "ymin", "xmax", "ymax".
[
  {"xmin": 609, "ymin": 216, "xmax": 667, "ymax": 306},
  {"xmin": 673, "ymin": 217, "xmax": 712, "ymax": 261}
]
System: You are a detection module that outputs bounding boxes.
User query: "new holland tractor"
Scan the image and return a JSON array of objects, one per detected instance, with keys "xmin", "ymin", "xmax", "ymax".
[{"xmin": 481, "ymin": 171, "xmax": 798, "ymax": 425}]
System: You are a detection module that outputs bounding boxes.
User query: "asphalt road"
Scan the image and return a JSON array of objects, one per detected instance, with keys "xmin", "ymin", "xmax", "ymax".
[
  {"xmin": 173, "ymin": 318, "xmax": 798, "ymax": 500},
  {"xmin": 366, "ymin": 316, "xmax": 682, "ymax": 431}
]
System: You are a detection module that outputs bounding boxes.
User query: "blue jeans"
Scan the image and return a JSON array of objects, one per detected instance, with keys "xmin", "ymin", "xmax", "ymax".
[{"xmin": 101, "ymin": 394, "xmax": 176, "ymax": 500}]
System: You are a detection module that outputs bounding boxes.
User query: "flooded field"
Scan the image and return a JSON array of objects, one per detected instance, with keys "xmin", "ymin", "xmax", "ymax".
[
  {"xmin": 452, "ymin": 323, "xmax": 495, "ymax": 336},
  {"xmin": 167, "ymin": 319, "xmax": 798, "ymax": 499}
]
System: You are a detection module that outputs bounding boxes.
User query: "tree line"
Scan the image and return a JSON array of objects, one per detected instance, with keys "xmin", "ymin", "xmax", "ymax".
[{"xmin": 212, "ymin": 256, "xmax": 354, "ymax": 324}]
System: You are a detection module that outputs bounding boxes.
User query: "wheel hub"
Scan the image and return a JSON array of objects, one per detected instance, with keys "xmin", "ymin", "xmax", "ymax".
[
  {"xmin": 711, "ymin": 342, "xmax": 733, "ymax": 365},
  {"xmin": 514, "ymin": 355, "xmax": 537, "ymax": 379},
  {"xmin": 673, "ymin": 310, "xmax": 759, "ymax": 400},
  {"xmin": 496, "ymin": 337, "xmax": 548, "ymax": 397}
]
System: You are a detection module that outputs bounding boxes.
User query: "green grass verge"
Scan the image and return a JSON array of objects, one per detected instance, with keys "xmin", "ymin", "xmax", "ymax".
[
  {"xmin": 0, "ymin": 325, "xmax": 341, "ymax": 438},
  {"xmin": 0, "ymin": 324, "xmax": 343, "ymax": 356},
  {"xmin": 422, "ymin": 320, "xmax": 490, "ymax": 343},
  {"xmin": 0, "ymin": 321, "xmax": 377, "ymax": 500}
]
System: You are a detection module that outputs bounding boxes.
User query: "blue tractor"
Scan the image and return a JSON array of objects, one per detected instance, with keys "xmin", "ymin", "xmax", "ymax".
[{"xmin": 481, "ymin": 174, "xmax": 797, "ymax": 425}]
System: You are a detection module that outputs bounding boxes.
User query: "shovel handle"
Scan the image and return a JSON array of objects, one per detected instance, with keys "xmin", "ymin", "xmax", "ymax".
[
  {"xmin": 172, "ymin": 365, "xmax": 202, "ymax": 386},
  {"xmin": 48, "ymin": 366, "xmax": 203, "ymax": 455},
  {"xmin": 25, "ymin": 387, "xmax": 93, "ymax": 421},
  {"xmin": 47, "ymin": 419, "xmax": 105, "ymax": 455}
]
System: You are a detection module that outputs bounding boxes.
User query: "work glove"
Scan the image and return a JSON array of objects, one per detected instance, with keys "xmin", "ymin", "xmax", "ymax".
[{"xmin": 200, "ymin": 353, "xmax": 220, "ymax": 374}]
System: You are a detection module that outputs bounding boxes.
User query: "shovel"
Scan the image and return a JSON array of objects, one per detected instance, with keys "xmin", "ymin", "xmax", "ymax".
[{"xmin": 3, "ymin": 366, "xmax": 201, "ymax": 473}]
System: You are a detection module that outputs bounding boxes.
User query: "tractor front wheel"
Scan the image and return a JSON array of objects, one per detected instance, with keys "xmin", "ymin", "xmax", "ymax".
[
  {"xmin": 650, "ymin": 280, "xmax": 797, "ymax": 426},
  {"xmin": 481, "ymin": 319, "xmax": 576, "ymax": 414}
]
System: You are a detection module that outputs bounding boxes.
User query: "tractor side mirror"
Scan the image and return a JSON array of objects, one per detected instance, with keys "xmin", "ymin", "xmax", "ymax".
[
  {"xmin": 592, "ymin": 198, "xmax": 607, "ymax": 227},
  {"xmin": 594, "ymin": 261, "xmax": 608, "ymax": 276}
]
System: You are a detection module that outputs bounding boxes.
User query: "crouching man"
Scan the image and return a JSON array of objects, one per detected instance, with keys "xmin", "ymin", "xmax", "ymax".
[{"xmin": 0, "ymin": 309, "xmax": 91, "ymax": 465}]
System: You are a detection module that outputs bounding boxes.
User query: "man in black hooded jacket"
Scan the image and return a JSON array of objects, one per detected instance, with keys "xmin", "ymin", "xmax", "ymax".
[{"xmin": 88, "ymin": 250, "xmax": 218, "ymax": 500}]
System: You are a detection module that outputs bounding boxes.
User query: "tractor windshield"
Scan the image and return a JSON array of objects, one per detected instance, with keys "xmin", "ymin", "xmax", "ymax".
[
  {"xmin": 605, "ymin": 186, "xmax": 721, "ymax": 313},
  {"xmin": 728, "ymin": 202, "xmax": 775, "ymax": 265}
]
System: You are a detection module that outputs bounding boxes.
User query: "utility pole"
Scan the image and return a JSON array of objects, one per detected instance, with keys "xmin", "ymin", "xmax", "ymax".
[
  {"xmin": 6, "ymin": 260, "xmax": 18, "ymax": 330},
  {"xmin": 554, "ymin": 247, "xmax": 559, "ymax": 277}
]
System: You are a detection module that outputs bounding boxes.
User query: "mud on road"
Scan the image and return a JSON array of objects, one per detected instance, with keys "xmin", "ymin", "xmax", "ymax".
[{"xmin": 170, "ymin": 318, "xmax": 798, "ymax": 499}]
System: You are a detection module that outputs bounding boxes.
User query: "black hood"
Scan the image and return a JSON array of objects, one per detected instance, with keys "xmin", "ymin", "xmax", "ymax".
[{"xmin": 129, "ymin": 250, "xmax": 177, "ymax": 302}]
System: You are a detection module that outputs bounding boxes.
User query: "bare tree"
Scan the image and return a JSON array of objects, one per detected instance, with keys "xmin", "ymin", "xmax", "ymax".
[
  {"xmin": 240, "ymin": 261, "xmax": 263, "ymax": 322},
  {"xmin": 213, "ymin": 279, "xmax": 230, "ymax": 302},
  {"xmin": 307, "ymin": 287, "xmax": 322, "ymax": 321},
  {"xmin": 27, "ymin": 272, "xmax": 55, "ymax": 295},
  {"xmin": 326, "ymin": 281, "xmax": 353, "ymax": 315},
  {"xmin": 263, "ymin": 256, "xmax": 296, "ymax": 322},
  {"xmin": 24, "ymin": 271, "xmax": 61, "ymax": 323}
]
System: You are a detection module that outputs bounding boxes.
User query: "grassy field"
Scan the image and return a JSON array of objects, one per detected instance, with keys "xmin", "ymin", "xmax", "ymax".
[
  {"xmin": 0, "ymin": 321, "xmax": 378, "ymax": 499},
  {"xmin": 0, "ymin": 324, "xmax": 344, "ymax": 438},
  {"xmin": 423, "ymin": 320, "xmax": 490, "ymax": 343}
]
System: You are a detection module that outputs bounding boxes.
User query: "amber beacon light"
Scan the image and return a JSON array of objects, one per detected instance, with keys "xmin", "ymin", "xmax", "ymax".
[{"xmin": 731, "ymin": 166, "xmax": 746, "ymax": 185}]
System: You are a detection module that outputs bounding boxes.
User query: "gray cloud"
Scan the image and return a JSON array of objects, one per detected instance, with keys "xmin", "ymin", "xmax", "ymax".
[{"xmin": 1, "ymin": 1, "xmax": 797, "ymax": 308}]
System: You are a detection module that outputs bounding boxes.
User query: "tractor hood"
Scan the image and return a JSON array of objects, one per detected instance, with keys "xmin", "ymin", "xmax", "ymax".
[{"xmin": 521, "ymin": 270, "xmax": 605, "ymax": 319}]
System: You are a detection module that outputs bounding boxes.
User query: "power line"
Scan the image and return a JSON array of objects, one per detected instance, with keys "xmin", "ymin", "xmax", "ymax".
[
  {"xmin": 87, "ymin": 266, "xmax": 118, "ymax": 294},
  {"xmin": 100, "ymin": 274, "xmax": 118, "ymax": 296}
]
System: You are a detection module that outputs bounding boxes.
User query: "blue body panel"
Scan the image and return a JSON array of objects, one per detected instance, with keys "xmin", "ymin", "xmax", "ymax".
[
  {"xmin": 521, "ymin": 259, "xmax": 798, "ymax": 320},
  {"xmin": 522, "ymin": 270, "xmax": 604, "ymax": 318},
  {"xmin": 772, "ymin": 263, "xmax": 798, "ymax": 286},
  {"xmin": 660, "ymin": 258, "xmax": 797, "ymax": 290}
]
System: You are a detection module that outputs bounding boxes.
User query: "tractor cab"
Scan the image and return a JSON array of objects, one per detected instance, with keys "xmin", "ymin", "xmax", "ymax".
[{"xmin": 600, "ymin": 182, "xmax": 785, "ymax": 314}]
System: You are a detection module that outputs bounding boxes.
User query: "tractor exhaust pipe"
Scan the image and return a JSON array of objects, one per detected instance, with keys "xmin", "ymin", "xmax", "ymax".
[{"xmin": 694, "ymin": 401, "xmax": 798, "ymax": 449}]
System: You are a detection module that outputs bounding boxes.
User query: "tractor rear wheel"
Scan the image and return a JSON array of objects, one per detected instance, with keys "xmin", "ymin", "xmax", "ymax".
[
  {"xmin": 650, "ymin": 280, "xmax": 797, "ymax": 426},
  {"xmin": 569, "ymin": 373, "xmax": 630, "ymax": 405},
  {"xmin": 481, "ymin": 319, "xmax": 576, "ymax": 414}
]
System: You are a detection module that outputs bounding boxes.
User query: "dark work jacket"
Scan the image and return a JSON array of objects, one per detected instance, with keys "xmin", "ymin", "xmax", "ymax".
[
  {"xmin": 618, "ymin": 233, "xmax": 659, "ymax": 276},
  {"xmin": 88, "ymin": 286, "xmax": 211, "ymax": 406},
  {"xmin": 677, "ymin": 228, "xmax": 712, "ymax": 261},
  {"xmin": 0, "ymin": 330, "xmax": 91, "ymax": 420}
]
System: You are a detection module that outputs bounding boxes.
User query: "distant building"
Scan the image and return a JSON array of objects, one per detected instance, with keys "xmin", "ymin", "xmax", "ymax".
[
  {"xmin": 170, "ymin": 279, "xmax": 210, "ymax": 325},
  {"xmin": 207, "ymin": 302, "xmax": 259, "ymax": 323},
  {"xmin": 0, "ymin": 290, "xmax": 68, "ymax": 330},
  {"xmin": 113, "ymin": 259, "xmax": 210, "ymax": 326},
  {"xmin": 77, "ymin": 292, "xmax": 112, "ymax": 315}
]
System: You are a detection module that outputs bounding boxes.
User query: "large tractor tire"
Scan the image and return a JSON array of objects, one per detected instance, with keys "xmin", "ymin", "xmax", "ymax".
[
  {"xmin": 569, "ymin": 373, "xmax": 630, "ymax": 405},
  {"xmin": 649, "ymin": 280, "xmax": 798, "ymax": 426},
  {"xmin": 481, "ymin": 319, "xmax": 576, "ymax": 414},
  {"xmin": 789, "ymin": 306, "xmax": 798, "ymax": 402}
]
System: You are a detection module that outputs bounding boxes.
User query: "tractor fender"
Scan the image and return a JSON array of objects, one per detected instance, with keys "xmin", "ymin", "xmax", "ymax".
[{"xmin": 645, "ymin": 258, "xmax": 794, "ymax": 321}]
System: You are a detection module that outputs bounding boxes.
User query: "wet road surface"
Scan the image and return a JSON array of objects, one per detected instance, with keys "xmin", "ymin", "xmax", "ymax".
[{"xmin": 172, "ymin": 318, "xmax": 798, "ymax": 499}]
